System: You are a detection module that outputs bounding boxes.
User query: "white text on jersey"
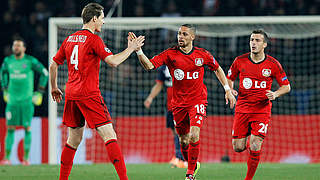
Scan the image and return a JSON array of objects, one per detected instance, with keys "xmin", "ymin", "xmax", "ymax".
[{"xmin": 67, "ymin": 35, "xmax": 87, "ymax": 43}]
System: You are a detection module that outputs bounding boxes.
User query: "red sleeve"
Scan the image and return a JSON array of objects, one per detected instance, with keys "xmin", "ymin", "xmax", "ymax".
[
  {"xmin": 150, "ymin": 50, "xmax": 168, "ymax": 69},
  {"xmin": 227, "ymin": 58, "xmax": 240, "ymax": 81},
  {"xmin": 92, "ymin": 35, "xmax": 113, "ymax": 60},
  {"xmin": 273, "ymin": 61, "xmax": 290, "ymax": 86},
  {"xmin": 53, "ymin": 39, "xmax": 66, "ymax": 65},
  {"xmin": 203, "ymin": 50, "xmax": 219, "ymax": 71}
]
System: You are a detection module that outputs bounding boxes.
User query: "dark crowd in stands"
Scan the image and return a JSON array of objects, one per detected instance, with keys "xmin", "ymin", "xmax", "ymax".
[{"xmin": 0, "ymin": 0, "xmax": 319, "ymax": 117}]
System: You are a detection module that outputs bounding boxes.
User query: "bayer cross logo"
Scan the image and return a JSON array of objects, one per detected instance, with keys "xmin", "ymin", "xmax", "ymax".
[
  {"xmin": 174, "ymin": 69, "xmax": 184, "ymax": 80},
  {"xmin": 104, "ymin": 47, "xmax": 111, "ymax": 53},
  {"xmin": 262, "ymin": 69, "xmax": 271, "ymax": 77},
  {"xmin": 194, "ymin": 58, "xmax": 204, "ymax": 66}
]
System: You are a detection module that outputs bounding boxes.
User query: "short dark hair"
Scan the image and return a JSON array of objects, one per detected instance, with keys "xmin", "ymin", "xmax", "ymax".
[
  {"xmin": 81, "ymin": 3, "xmax": 104, "ymax": 24},
  {"xmin": 181, "ymin": 24, "xmax": 196, "ymax": 34},
  {"xmin": 252, "ymin": 29, "xmax": 269, "ymax": 43},
  {"xmin": 13, "ymin": 37, "xmax": 26, "ymax": 47}
]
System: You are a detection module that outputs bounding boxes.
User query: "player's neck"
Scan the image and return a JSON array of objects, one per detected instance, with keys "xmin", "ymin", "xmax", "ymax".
[
  {"xmin": 14, "ymin": 53, "xmax": 24, "ymax": 60},
  {"xmin": 250, "ymin": 52, "xmax": 265, "ymax": 63},
  {"xmin": 82, "ymin": 24, "xmax": 95, "ymax": 33},
  {"xmin": 179, "ymin": 45, "xmax": 193, "ymax": 54}
]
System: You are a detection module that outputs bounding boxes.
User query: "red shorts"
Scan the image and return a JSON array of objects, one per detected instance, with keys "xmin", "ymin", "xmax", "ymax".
[
  {"xmin": 172, "ymin": 102, "xmax": 207, "ymax": 135},
  {"xmin": 62, "ymin": 96, "xmax": 112, "ymax": 129},
  {"xmin": 232, "ymin": 112, "xmax": 271, "ymax": 139}
]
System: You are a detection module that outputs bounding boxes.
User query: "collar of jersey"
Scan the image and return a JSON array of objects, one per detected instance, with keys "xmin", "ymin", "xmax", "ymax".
[
  {"xmin": 178, "ymin": 46, "xmax": 194, "ymax": 55},
  {"xmin": 81, "ymin": 29, "xmax": 94, "ymax": 34},
  {"xmin": 248, "ymin": 53, "xmax": 267, "ymax": 64}
]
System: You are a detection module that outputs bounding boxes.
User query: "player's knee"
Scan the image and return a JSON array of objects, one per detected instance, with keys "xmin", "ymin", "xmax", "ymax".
[
  {"xmin": 232, "ymin": 142, "xmax": 246, "ymax": 152},
  {"xmin": 179, "ymin": 136, "xmax": 189, "ymax": 146},
  {"xmin": 189, "ymin": 133, "xmax": 199, "ymax": 143},
  {"xmin": 250, "ymin": 142, "xmax": 262, "ymax": 151},
  {"xmin": 233, "ymin": 146, "xmax": 246, "ymax": 153},
  {"xmin": 67, "ymin": 136, "xmax": 82, "ymax": 148}
]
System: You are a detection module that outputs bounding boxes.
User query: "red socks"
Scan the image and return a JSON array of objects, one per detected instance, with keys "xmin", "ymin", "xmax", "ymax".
[
  {"xmin": 59, "ymin": 144, "xmax": 77, "ymax": 180},
  {"xmin": 245, "ymin": 149, "xmax": 261, "ymax": 180},
  {"xmin": 105, "ymin": 139, "xmax": 128, "ymax": 180},
  {"xmin": 186, "ymin": 140, "xmax": 200, "ymax": 175},
  {"xmin": 60, "ymin": 140, "xmax": 128, "ymax": 180},
  {"xmin": 181, "ymin": 143, "xmax": 189, "ymax": 161}
]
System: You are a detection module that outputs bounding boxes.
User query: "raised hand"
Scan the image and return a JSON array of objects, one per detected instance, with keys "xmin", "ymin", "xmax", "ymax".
[
  {"xmin": 51, "ymin": 87, "xmax": 63, "ymax": 103},
  {"xmin": 128, "ymin": 32, "xmax": 144, "ymax": 51}
]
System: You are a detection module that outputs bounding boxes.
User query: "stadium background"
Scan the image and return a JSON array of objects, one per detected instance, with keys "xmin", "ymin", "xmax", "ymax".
[{"xmin": 0, "ymin": 0, "xmax": 320, "ymax": 165}]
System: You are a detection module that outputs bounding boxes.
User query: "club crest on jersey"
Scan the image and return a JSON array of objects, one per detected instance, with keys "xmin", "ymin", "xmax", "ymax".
[
  {"xmin": 262, "ymin": 69, "xmax": 271, "ymax": 77},
  {"xmin": 194, "ymin": 58, "xmax": 204, "ymax": 66},
  {"xmin": 104, "ymin": 47, "xmax": 111, "ymax": 53},
  {"xmin": 228, "ymin": 69, "xmax": 232, "ymax": 77}
]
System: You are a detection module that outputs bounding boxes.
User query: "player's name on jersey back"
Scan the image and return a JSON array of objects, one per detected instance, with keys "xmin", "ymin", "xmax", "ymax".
[{"xmin": 67, "ymin": 35, "xmax": 87, "ymax": 43}]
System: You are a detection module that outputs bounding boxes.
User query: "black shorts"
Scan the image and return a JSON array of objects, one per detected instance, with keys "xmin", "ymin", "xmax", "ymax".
[{"xmin": 166, "ymin": 110, "xmax": 175, "ymax": 130}]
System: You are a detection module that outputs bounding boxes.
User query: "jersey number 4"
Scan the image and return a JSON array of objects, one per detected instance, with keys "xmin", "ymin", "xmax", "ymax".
[{"xmin": 71, "ymin": 45, "xmax": 79, "ymax": 70}]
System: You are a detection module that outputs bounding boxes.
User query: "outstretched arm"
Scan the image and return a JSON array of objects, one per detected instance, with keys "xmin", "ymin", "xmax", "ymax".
[
  {"xmin": 144, "ymin": 81, "xmax": 163, "ymax": 108},
  {"xmin": 214, "ymin": 66, "xmax": 236, "ymax": 109},
  {"xmin": 104, "ymin": 34, "xmax": 145, "ymax": 67},
  {"xmin": 128, "ymin": 32, "xmax": 154, "ymax": 70}
]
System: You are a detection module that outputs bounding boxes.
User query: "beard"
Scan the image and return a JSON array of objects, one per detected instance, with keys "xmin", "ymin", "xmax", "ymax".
[
  {"xmin": 178, "ymin": 41, "xmax": 188, "ymax": 48},
  {"xmin": 14, "ymin": 51, "xmax": 22, "ymax": 56},
  {"xmin": 178, "ymin": 43, "xmax": 186, "ymax": 48}
]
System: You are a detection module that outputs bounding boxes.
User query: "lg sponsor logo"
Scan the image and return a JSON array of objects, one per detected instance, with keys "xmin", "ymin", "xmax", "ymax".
[
  {"xmin": 174, "ymin": 69, "xmax": 199, "ymax": 80},
  {"xmin": 242, "ymin": 78, "xmax": 266, "ymax": 89}
]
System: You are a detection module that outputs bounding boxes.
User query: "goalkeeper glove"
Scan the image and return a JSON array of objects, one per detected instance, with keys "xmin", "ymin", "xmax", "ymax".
[
  {"xmin": 3, "ymin": 90, "xmax": 8, "ymax": 103},
  {"xmin": 32, "ymin": 91, "xmax": 43, "ymax": 106}
]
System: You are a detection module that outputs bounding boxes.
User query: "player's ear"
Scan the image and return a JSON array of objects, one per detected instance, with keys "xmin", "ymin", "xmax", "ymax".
[
  {"xmin": 191, "ymin": 33, "xmax": 195, "ymax": 41},
  {"xmin": 92, "ymin": 16, "xmax": 97, "ymax": 22},
  {"xmin": 263, "ymin": 42, "xmax": 267, "ymax": 49}
]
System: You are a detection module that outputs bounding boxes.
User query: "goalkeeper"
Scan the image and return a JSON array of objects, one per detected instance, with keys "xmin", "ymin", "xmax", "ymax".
[{"xmin": 0, "ymin": 38, "xmax": 48, "ymax": 165}]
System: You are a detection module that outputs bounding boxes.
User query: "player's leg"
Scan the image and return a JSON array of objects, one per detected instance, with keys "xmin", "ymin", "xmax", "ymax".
[
  {"xmin": 59, "ymin": 99, "xmax": 85, "ymax": 180},
  {"xmin": 186, "ymin": 103, "xmax": 207, "ymax": 178},
  {"xmin": 78, "ymin": 96, "xmax": 128, "ymax": 180},
  {"xmin": 232, "ymin": 137, "xmax": 248, "ymax": 152},
  {"xmin": 60, "ymin": 127, "xmax": 84, "ymax": 180},
  {"xmin": 22, "ymin": 102, "xmax": 34, "ymax": 165},
  {"xmin": 245, "ymin": 134, "xmax": 263, "ymax": 180},
  {"xmin": 232, "ymin": 113, "xmax": 250, "ymax": 152},
  {"xmin": 173, "ymin": 107, "xmax": 190, "ymax": 162},
  {"xmin": 2, "ymin": 104, "xmax": 19, "ymax": 164},
  {"xmin": 167, "ymin": 110, "xmax": 185, "ymax": 168},
  {"xmin": 96, "ymin": 124, "xmax": 128, "ymax": 180},
  {"xmin": 244, "ymin": 113, "xmax": 269, "ymax": 180}
]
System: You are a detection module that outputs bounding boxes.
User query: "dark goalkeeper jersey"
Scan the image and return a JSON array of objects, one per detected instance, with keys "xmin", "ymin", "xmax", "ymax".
[{"xmin": 0, "ymin": 54, "xmax": 48, "ymax": 104}]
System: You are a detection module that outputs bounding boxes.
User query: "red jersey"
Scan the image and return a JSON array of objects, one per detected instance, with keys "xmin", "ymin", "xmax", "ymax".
[
  {"xmin": 227, "ymin": 53, "xmax": 290, "ymax": 113},
  {"xmin": 53, "ymin": 29, "xmax": 113, "ymax": 100},
  {"xmin": 150, "ymin": 46, "xmax": 220, "ymax": 108}
]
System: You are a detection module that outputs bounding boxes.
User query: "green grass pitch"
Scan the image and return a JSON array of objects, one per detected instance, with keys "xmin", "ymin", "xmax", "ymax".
[{"xmin": 0, "ymin": 163, "xmax": 319, "ymax": 180}]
